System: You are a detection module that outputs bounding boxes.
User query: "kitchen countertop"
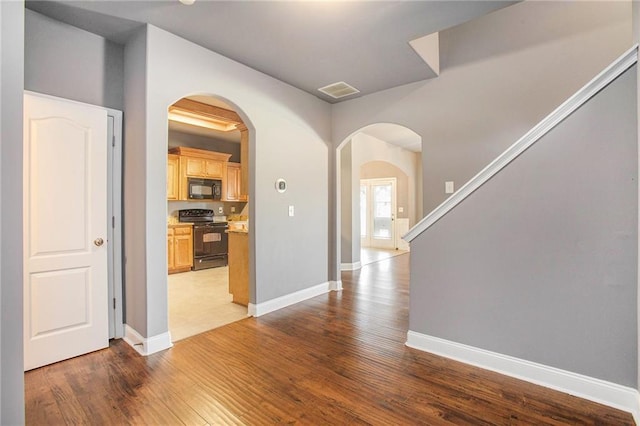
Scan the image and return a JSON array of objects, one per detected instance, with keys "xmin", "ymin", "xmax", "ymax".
[
  {"xmin": 168, "ymin": 222, "xmax": 193, "ymax": 227},
  {"xmin": 226, "ymin": 229, "xmax": 248, "ymax": 234}
]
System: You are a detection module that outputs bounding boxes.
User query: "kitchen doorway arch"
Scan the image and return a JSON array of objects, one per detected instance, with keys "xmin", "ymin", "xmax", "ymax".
[{"xmin": 165, "ymin": 93, "xmax": 254, "ymax": 342}]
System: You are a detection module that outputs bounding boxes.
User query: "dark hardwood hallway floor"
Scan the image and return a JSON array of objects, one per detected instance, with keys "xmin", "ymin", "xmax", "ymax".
[{"xmin": 25, "ymin": 254, "xmax": 633, "ymax": 425}]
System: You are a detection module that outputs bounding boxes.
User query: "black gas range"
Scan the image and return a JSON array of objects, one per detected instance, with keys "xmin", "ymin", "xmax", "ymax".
[{"xmin": 178, "ymin": 209, "xmax": 228, "ymax": 270}]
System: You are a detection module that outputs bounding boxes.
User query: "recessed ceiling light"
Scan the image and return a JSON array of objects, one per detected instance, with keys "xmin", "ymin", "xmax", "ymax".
[
  {"xmin": 179, "ymin": 0, "xmax": 195, "ymax": 5},
  {"xmin": 318, "ymin": 81, "xmax": 360, "ymax": 99}
]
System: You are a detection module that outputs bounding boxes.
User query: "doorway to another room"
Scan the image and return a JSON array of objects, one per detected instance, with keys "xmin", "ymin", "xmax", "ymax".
[
  {"xmin": 338, "ymin": 124, "xmax": 421, "ymax": 273},
  {"xmin": 166, "ymin": 95, "xmax": 250, "ymax": 341}
]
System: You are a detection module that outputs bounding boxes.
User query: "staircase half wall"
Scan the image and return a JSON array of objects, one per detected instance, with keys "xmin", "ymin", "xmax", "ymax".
[{"xmin": 405, "ymin": 46, "xmax": 638, "ymax": 415}]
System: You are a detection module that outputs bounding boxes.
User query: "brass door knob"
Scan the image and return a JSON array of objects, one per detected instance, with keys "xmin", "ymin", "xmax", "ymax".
[{"xmin": 94, "ymin": 238, "xmax": 104, "ymax": 247}]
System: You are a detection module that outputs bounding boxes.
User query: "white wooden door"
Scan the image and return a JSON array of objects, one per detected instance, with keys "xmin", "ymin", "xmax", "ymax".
[
  {"xmin": 23, "ymin": 93, "xmax": 109, "ymax": 371},
  {"xmin": 360, "ymin": 178, "xmax": 396, "ymax": 250}
]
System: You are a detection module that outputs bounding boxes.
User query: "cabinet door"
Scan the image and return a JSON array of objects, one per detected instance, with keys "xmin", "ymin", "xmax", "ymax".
[
  {"xmin": 184, "ymin": 157, "xmax": 206, "ymax": 177},
  {"xmin": 205, "ymin": 160, "xmax": 223, "ymax": 178},
  {"xmin": 174, "ymin": 229, "xmax": 193, "ymax": 269},
  {"xmin": 225, "ymin": 163, "xmax": 241, "ymax": 201},
  {"xmin": 167, "ymin": 154, "xmax": 180, "ymax": 200}
]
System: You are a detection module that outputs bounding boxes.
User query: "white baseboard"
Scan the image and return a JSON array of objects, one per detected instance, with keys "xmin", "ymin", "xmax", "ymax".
[
  {"xmin": 248, "ymin": 281, "xmax": 340, "ymax": 317},
  {"xmin": 124, "ymin": 324, "xmax": 173, "ymax": 356},
  {"xmin": 406, "ymin": 331, "xmax": 640, "ymax": 423},
  {"xmin": 341, "ymin": 261, "xmax": 361, "ymax": 271}
]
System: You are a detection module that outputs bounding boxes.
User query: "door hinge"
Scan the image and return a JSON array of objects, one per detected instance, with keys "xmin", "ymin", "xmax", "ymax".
[
  {"xmin": 112, "ymin": 216, "xmax": 115, "ymax": 228},
  {"xmin": 113, "ymin": 298, "xmax": 116, "ymax": 310},
  {"xmin": 112, "ymin": 134, "xmax": 116, "ymax": 147}
]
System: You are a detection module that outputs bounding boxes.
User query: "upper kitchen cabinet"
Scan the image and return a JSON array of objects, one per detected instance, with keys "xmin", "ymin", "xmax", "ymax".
[
  {"xmin": 167, "ymin": 97, "xmax": 248, "ymax": 201},
  {"xmin": 224, "ymin": 162, "xmax": 241, "ymax": 202},
  {"xmin": 169, "ymin": 147, "xmax": 231, "ymax": 200},
  {"xmin": 181, "ymin": 155, "xmax": 226, "ymax": 179},
  {"xmin": 167, "ymin": 154, "xmax": 180, "ymax": 200}
]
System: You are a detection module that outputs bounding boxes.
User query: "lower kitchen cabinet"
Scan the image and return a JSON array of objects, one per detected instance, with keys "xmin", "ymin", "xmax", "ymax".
[
  {"xmin": 168, "ymin": 225, "xmax": 193, "ymax": 274},
  {"xmin": 228, "ymin": 231, "xmax": 249, "ymax": 305}
]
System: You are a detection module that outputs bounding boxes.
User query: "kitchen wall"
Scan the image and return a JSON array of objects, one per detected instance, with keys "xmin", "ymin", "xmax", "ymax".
[
  {"xmin": 410, "ymin": 65, "xmax": 638, "ymax": 387},
  {"xmin": 24, "ymin": 9, "xmax": 124, "ymax": 111},
  {"xmin": 1, "ymin": 1, "xmax": 25, "ymax": 423},
  {"xmin": 124, "ymin": 24, "xmax": 331, "ymax": 339},
  {"xmin": 168, "ymin": 129, "xmax": 241, "ymax": 163},
  {"xmin": 168, "ymin": 201, "xmax": 246, "ymax": 220}
]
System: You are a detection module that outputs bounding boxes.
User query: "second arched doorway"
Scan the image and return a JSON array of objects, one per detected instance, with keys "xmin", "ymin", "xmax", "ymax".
[{"xmin": 337, "ymin": 123, "xmax": 422, "ymax": 271}]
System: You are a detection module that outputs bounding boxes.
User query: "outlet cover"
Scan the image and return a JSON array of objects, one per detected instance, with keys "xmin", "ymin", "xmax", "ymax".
[{"xmin": 218, "ymin": 207, "xmax": 224, "ymax": 214}]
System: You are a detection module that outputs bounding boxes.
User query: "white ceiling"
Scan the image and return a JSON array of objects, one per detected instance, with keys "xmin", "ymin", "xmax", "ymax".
[{"xmin": 26, "ymin": 0, "xmax": 517, "ymax": 103}]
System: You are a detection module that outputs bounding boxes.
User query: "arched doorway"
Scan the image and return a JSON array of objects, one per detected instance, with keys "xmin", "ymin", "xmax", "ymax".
[
  {"xmin": 336, "ymin": 123, "xmax": 422, "ymax": 273},
  {"xmin": 165, "ymin": 94, "xmax": 251, "ymax": 341}
]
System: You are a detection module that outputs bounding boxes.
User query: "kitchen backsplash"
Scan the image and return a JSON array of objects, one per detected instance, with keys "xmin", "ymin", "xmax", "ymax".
[{"xmin": 168, "ymin": 200, "xmax": 247, "ymax": 221}]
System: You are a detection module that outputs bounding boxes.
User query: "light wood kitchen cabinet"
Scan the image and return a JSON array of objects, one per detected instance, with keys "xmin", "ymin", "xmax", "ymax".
[
  {"xmin": 168, "ymin": 225, "xmax": 193, "ymax": 274},
  {"xmin": 224, "ymin": 162, "xmax": 241, "ymax": 201},
  {"xmin": 228, "ymin": 231, "xmax": 249, "ymax": 305},
  {"xmin": 169, "ymin": 147, "xmax": 232, "ymax": 200},
  {"xmin": 167, "ymin": 154, "xmax": 180, "ymax": 200},
  {"xmin": 182, "ymin": 156, "xmax": 224, "ymax": 179}
]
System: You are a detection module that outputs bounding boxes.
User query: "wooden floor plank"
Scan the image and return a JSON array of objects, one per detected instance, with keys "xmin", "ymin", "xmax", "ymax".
[{"xmin": 25, "ymin": 254, "xmax": 634, "ymax": 425}]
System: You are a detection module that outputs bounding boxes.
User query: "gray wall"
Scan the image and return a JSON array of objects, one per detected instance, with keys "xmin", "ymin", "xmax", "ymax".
[
  {"xmin": 0, "ymin": 1, "xmax": 25, "ymax": 423},
  {"xmin": 168, "ymin": 130, "xmax": 241, "ymax": 163},
  {"xmin": 123, "ymin": 24, "xmax": 331, "ymax": 338},
  {"xmin": 340, "ymin": 142, "xmax": 357, "ymax": 264},
  {"xmin": 123, "ymin": 27, "xmax": 148, "ymax": 334},
  {"xmin": 632, "ymin": 0, "xmax": 639, "ymax": 392},
  {"xmin": 332, "ymin": 1, "xmax": 631, "ymax": 215},
  {"xmin": 410, "ymin": 66, "xmax": 638, "ymax": 387},
  {"xmin": 24, "ymin": 9, "xmax": 124, "ymax": 110}
]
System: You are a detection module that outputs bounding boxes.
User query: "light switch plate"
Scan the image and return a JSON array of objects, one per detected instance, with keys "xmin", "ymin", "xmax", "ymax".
[
  {"xmin": 288, "ymin": 205, "xmax": 295, "ymax": 217},
  {"xmin": 445, "ymin": 181, "xmax": 455, "ymax": 194},
  {"xmin": 398, "ymin": 207, "xmax": 404, "ymax": 213},
  {"xmin": 230, "ymin": 207, "xmax": 236, "ymax": 213}
]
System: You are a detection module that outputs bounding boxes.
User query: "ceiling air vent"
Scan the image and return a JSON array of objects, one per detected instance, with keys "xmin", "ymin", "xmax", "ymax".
[{"xmin": 318, "ymin": 81, "xmax": 360, "ymax": 99}]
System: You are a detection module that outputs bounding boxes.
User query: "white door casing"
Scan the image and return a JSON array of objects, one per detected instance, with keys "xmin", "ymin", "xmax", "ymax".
[{"xmin": 23, "ymin": 93, "xmax": 109, "ymax": 371}]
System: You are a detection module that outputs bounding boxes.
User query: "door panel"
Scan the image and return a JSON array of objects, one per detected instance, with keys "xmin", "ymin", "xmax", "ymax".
[{"xmin": 24, "ymin": 93, "xmax": 108, "ymax": 371}]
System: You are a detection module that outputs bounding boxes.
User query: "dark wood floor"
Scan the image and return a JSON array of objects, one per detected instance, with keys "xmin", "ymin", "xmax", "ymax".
[{"xmin": 26, "ymin": 254, "xmax": 634, "ymax": 425}]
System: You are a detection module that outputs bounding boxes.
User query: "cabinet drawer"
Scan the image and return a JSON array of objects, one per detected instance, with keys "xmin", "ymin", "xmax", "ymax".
[{"xmin": 174, "ymin": 226, "xmax": 192, "ymax": 235}]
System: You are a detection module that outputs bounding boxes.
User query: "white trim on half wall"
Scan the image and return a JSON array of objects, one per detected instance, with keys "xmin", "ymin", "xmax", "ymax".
[
  {"xmin": 124, "ymin": 324, "xmax": 173, "ymax": 356},
  {"xmin": 406, "ymin": 331, "xmax": 640, "ymax": 424},
  {"xmin": 248, "ymin": 281, "xmax": 342, "ymax": 317}
]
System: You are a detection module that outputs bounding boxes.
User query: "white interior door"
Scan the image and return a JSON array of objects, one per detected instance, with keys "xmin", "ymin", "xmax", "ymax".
[
  {"xmin": 360, "ymin": 178, "xmax": 396, "ymax": 250},
  {"xmin": 24, "ymin": 93, "xmax": 109, "ymax": 371}
]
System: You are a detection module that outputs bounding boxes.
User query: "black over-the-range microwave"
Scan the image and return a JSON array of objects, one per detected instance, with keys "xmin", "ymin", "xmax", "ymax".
[{"xmin": 188, "ymin": 177, "xmax": 222, "ymax": 200}]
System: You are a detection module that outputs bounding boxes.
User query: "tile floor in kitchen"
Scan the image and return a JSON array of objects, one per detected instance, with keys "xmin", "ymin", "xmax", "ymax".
[
  {"xmin": 168, "ymin": 266, "xmax": 247, "ymax": 341},
  {"xmin": 168, "ymin": 248, "xmax": 406, "ymax": 341}
]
